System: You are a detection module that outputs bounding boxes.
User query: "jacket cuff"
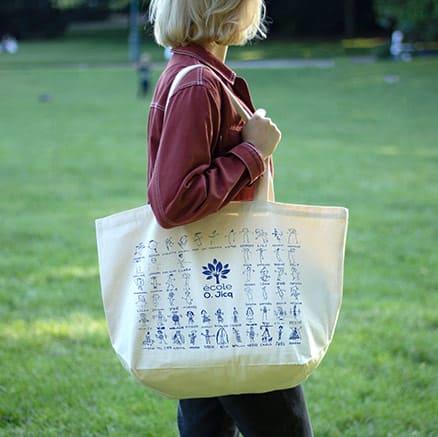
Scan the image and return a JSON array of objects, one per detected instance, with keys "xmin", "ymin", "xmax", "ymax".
[{"xmin": 229, "ymin": 142, "xmax": 266, "ymax": 184}]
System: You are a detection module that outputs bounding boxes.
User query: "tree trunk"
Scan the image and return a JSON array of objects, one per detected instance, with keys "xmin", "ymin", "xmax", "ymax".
[{"xmin": 344, "ymin": 0, "xmax": 356, "ymax": 37}]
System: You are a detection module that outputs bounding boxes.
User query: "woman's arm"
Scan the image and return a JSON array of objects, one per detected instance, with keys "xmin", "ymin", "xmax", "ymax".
[{"xmin": 147, "ymin": 83, "xmax": 265, "ymax": 229}]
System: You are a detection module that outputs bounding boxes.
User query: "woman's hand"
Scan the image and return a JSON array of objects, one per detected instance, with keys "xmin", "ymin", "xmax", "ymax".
[{"xmin": 242, "ymin": 109, "xmax": 281, "ymax": 159}]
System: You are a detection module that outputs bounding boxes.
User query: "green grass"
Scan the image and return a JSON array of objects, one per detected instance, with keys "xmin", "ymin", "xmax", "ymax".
[
  {"xmin": 1, "ymin": 38, "xmax": 437, "ymax": 436},
  {"xmin": 0, "ymin": 28, "xmax": 362, "ymax": 70}
]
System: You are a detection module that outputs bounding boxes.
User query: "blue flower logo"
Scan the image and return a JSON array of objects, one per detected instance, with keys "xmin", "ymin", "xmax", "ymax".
[{"xmin": 202, "ymin": 259, "xmax": 230, "ymax": 284}]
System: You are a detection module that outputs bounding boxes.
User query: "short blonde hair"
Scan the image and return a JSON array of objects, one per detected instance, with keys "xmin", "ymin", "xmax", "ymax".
[{"xmin": 149, "ymin": 0, "xmax": 267, "ymax": 48}]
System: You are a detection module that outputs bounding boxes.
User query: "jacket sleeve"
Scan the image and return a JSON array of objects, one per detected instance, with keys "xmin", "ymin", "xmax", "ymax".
[{"xmin": 148, "ymin": 83, "xmax": 265, "ymax": 229}]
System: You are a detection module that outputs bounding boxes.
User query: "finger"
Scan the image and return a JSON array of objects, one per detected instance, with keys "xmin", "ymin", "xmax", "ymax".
[{"xmin": 254, "ymin": 108, "xmax": 266, "ymax": 118}]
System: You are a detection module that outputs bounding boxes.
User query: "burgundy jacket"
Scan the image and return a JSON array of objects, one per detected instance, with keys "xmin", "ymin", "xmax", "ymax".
[{"xmin": 147, "ymin": 44, "xmax": 266, "ymax": 229}]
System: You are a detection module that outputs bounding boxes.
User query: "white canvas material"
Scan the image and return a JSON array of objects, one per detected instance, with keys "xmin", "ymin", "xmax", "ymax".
[{"xmin": 96, "ymin": 66, "xmax": 349, "ymax": 399}]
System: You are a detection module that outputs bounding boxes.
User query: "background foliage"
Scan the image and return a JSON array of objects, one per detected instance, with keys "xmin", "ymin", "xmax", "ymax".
[
  {"xmin": 2, "ymin": 0, "xmax": 438, "ymax": 40},
  {"xmin": 374, "ymin": 0, "xmax": 438, "ymax": 39}
]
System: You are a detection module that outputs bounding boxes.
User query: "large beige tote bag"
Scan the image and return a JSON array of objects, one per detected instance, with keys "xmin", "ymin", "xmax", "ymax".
[{"xmin": 96, "ymin": 66, "xmax": 349, "ymax": 399}]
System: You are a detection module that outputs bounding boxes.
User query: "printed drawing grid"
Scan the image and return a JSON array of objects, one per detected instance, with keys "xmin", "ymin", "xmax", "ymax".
[{"xmin": 132, "ymin": 226, "xmax": 304, "ymax": 352}]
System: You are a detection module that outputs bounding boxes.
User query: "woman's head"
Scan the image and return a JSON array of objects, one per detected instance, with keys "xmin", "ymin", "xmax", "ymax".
[{"xmin": 149, "ymin": 0, "xmax": 267, "ymax": 48}]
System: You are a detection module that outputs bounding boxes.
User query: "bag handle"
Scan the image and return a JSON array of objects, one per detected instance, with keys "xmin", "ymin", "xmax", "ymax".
[{"xmin": 165, "ymin": 64, "xmax": 275, "ymax": 202}]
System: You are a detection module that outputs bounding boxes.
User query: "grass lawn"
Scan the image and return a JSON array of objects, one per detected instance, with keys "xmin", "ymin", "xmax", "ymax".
[
  {"xmin": 1, "ymin": 35, "xmax": 437, "ymax": 436},
  {"xmin": 0, "ymin": 28, "xmax": 367, "ymax": 70}
]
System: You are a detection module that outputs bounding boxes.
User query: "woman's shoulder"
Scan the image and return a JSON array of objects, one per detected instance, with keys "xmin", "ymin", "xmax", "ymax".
[
  {"xmin": 153, "ymin": 63, "xmax": 222, "ymax": 110},
  {"xmin": 170, "ymin": 63, "xmax": 222, "ymax": 94}
]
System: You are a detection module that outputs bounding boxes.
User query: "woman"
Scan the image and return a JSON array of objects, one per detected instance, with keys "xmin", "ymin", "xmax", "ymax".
[{"xmin": 147, "ymin": 1, "xmax": 313, "ymax": 435}]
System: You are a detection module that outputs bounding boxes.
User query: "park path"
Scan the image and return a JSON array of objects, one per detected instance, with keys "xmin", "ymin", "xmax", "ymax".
[
  {"xmin": 228, "ymin": 58, "xmax": 335, "ymax": 69},
  {"xmin": 151, "ymin": 56, "xmax": 375, "ymax": 71},
  {"xmin": 0, "ymin": 55, "xmax": 376, "ymax": 71}
]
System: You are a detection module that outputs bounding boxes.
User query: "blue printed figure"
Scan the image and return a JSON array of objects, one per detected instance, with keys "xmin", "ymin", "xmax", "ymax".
[
  {"xmin": 150, "ymin": 275, "xmax": 158, "ymax": 290},
  {"xmin": 148, "ymin": 240, "xmax": 158, "ymax": 263},
  {"xmin": 138, "ymin": 313, "xmax": 148, "ymax": 324},
  {"xmin": 292, "ymin": 304, "xmax": 301, "ymax": 321},
  {"xmin": 135, "ymin": 276, "xmax": 145, "ymax": 291},
  {"xmin": 275, "ymin": 306, "xmax": 286, "ymax": 322},
  {"xmin": 201, "ymin": 309, "xmax": 211, "ymax": 324},
  {"xmin": 193, "ymin": 232, "xmax": 203, "ymax": 247},
  {"xmin": 257, "ymin": 247, "xmax": 266, "ymax": 264},
  {"xmin": 246, "ymin": 307, "xmax": 254, "ymax": 322},
  {"xmin": 276, "ymin": 285, "xmax": 285, "ymax": 299},
  {"xmin": 233, "ymin": 327, "xmax": 242, "ymax": 343},
  {"xmin": 216, "ymin": 327, "xmax": 229, "ymax": 346},
  {"xmin": 247, "ymin": 326, "xmax": 256, "ymax": 343},
  {"xmin": 134, "ymin": 242, "xmax": 146, "ymax": 256},
  {"xmin": 201, "ymin": 329, "xmax": 215, "ymax": 345},
  {"xmin": 290, "ymin": 285, "xmax": 300, "ymax": 300},
  {"xmin": 186, "ymin": 310, "xmax": 195, "ymax": 325},
  {"xmin": 243, "ymin": 265, "xmax": 253, "ymax": 282},
  {"xmin": 240, "ymin": 227, "xmax": 250, "ymax": 244},
  {"xmin": 242, "ymin": 247, "xmax": 251, "ymax": 264},
  {"xmin": 261, "ymin": 326, "xmax": 273, "ymax": 343},
  {"xmin": 178, "ymin": 234, "xmax": 189, "ymax": 249},
  {"xmin": 143, "ymin": 331, "xmax": 154, "ymax": 346},
  {"xmin": 260, "ymin": 266, "xmax": 270, "ymax": 283},
  {"xmin": 133, "ymin": 242, "xmax": 145, "ymax": 262},
  {"xmin": 291, "ymin": 266, "xmax": 300, "ymax": 282},
  {"xmin": 261, "ymin": 305, "xmax": 269, "ymax": 321},
  {"xmin": 255, "ymin": 228, "xmax": 268, "ymax": 244},
  {"xmin": 288, "ymin": 247, "xmax": 298, "ymax": 266},
  {"xmin": 183, "ymin": 290, "xmax": 193, "ymax": 306},
  {"xmin": 215, "ymin": 308, "xmax": 224, "ymax": 324},
  {"xmin": 288, "ymin": 228, "xmax": 299, "ymax": 245},
  {"xmin": 156, "ymin": 328, "xmax": 167, "ymax": 344},
  {"xmin": 148, "ymin": 240, "xmax": 158, "ymax": 255},
  {"xmin": 208, "ymin": 230, "xmax": 220, "ymax": 246},
  {"xmin": 290, "ymin": 327, "xmax": 301, "ymax": 341},
  {"xmin": 245, "ymin": 286, "xmax": 254, "ymax": 301},
  {"xmin": 152, "ymin": 293, "xmax": 160, "ymax": 308},
  {"xmin": 171, "ymin": 311, "xmax": 182, "ymax": 326},
  {"xmin": 233, "ymin": 307, "xmax": 239, "ymax": 324},
  {"xmin": 165, "ymin": 237, "xmax": 174, "ymax": 252},
  {"xmin": 173, "ymin": 330, "xmax": 185, "ymax": 345},
  {"xmin": 272, "ymin": 228, "xmax": 283, "ymax": 241},
  {"xmin": 136, "ymin": 294, "xmax": 146, "ymax": 310},
  {"xmin": 178, "ymin": 253, "xmax": 190, "ymax": 269},
  {"xmin": 189, "ymin": 330, "xmax": 197, "ymax": 345},
  {"xmin": 182, "ymin": 272, "xmax": 191, "ymax": 288},
  {"xmin": 276, "ymin": 266, "xmax": 285, "ymax": 281},
  {"xmin": 278, "ymin": 325, "xmax": 284, "ymax": 342},
  {"xmin": 168, "ymin": 291, "xmax": 176, "ymax": 307},
  {"xmin": 166, "ymin": 273, "xmax": 176, "ymax": 291},
  {"xmin": 227, "ymin": 229, "xmax": 236, "ymax": 245},
  {"xmin": 156, "ymin": 310, "xmax": 165, "ymax": 326},
  {"xmin": 182, "ymin": 272, "xmax": 193, "ymax": 305}
]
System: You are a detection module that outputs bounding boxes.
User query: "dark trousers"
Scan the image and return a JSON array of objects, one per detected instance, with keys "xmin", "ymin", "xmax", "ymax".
[{"xmin": 177, "ymin": 386, "xmax": 313, "ymax": 437}]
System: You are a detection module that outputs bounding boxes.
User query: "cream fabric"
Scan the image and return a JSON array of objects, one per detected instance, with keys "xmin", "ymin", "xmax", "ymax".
[{"xmin": 96, "ymin": 66, "xmax": 348, "ymax": 398}]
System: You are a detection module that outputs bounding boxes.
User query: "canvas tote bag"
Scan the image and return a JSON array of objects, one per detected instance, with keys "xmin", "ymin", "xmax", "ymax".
[{"xmin": 96, "ymin": 65, "xmax": 349, "ymax": 399}]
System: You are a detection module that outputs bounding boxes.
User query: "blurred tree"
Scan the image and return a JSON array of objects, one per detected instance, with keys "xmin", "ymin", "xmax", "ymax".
[
  {"xmin": 51, "ymin": 0, "xmax": 131, "ymax": 10},
  {"xmin": 344, "ymin": 0, "xmax": 356, "ymax": 37},
  {"xmin": 265, "ymin": 0, "xmax": 376, "ymax": 37},
  {"xmin": 128, "ymin": 0, "xmax": 140, "ymax": 62},
  {"xmin": 374, "ymin": 0, "xmax": 438, "ymax": 39},
  {"xmin": 0, "ymin": 0, "xmax": 68, "ymax": 38},
  {"xmin": 52, "ymin": 0, "xmax": 85, "ymax": 7}
]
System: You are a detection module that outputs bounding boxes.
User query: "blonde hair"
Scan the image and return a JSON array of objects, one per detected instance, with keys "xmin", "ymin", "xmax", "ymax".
[{"xmin": 149, "ymin": 0, "xmax": 267, "ymax": 48}]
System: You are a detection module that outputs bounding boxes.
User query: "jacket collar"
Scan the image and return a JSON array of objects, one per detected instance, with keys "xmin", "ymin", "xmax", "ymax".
[{"xmin": 170, "ymin": 44, "xmax": 237, "ymax": 85}]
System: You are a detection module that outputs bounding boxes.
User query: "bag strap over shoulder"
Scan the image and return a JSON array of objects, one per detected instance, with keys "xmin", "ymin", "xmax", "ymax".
[
  {"xmin": 165, "ymin": 64, "xmax": 251, "ymax": 121},
  {"xmin": 165, "ymin": 64, "xmax": 274, "ymax": 202}
]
